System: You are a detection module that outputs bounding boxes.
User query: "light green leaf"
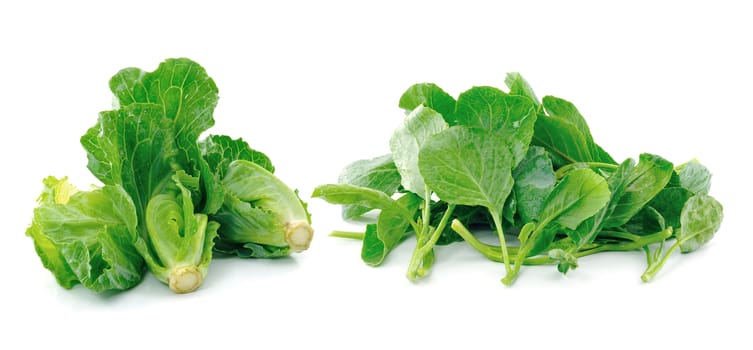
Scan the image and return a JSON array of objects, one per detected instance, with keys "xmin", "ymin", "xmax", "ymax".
[
  {"xmin": 538, "ymin": 168, "xmax": 611, "ymax": 230},
  {"xmin": 220, "ymin": 160, "xmax": 314, "ymax": 253},
  {"xmin": 337, "ymin": 154, "xmax": 402, "ymax": 220},
  {"xmin": 678, "ymin": 194, "xmax": 723, "ymax": 253},
  {"xmin": 676, "ymin": 159, "xmax": 712, "ymax": 195},
  {"xmin": 505, "ymin": 72, "xmax": 540, "ymax": 105},
  {"xmin": 419, "ymin": 126, "xmax": 514, "ymax": 212},
  {"xmin": 26, "ymin": 177, "xmax": 144, "ymax": 292},
  {"xmin": 542, "ymin": 96, "xmax": 616, "ymax": 165},
  {"xmin": 362, "ymin": 194, "xmax": 422, "ymax": 266},
  {"xmin": 312, "ymin": 184, "xmax": 412, "ymax": 219},
  {"xmin": 389, "ymin": 105, "xmax": 448, "ymax": 197}
]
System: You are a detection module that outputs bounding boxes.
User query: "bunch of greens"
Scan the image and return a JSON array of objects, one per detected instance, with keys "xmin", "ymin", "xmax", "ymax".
[
  {"xmin": 313, "ymin": 74, "xmax": 723, "ymax": 285},
  {"xmin": 26, "ymin": 58, "xmax": 313, "ymax": 294}
]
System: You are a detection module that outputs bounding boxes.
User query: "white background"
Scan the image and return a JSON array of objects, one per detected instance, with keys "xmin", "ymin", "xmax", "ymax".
[{"xmin": 1, "ymin": 1, "xmax": 750, "ymax": 348}]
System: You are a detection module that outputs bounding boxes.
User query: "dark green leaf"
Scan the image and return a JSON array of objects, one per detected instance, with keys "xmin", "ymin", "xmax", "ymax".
[
  {"xmin": 603, "ymin": 154, "xmax": 673, "ymax": 228},
  {"xmin": 512, "ymin": 146, "xmax": 556, "ymax": 223}
]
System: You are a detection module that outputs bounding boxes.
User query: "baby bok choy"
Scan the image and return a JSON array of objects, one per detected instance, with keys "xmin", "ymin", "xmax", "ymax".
[{"xmin": 26, "ymin": 58, "xmax": 313, "ymax": 294}]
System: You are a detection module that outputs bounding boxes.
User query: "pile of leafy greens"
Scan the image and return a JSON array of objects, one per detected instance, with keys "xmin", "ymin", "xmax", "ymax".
[
  {"xmin": 26, "ymin": 58, "xmax": 313, "ymax": 294},
  {"xmin": 313, "ymin": 74, "xmax": 723, "ymax": 285}
]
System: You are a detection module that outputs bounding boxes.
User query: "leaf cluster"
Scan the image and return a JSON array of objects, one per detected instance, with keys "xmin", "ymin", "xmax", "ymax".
[
  {"xmin": 27, "ymin": 58, "xmax": 313, "ymax": 294},
  {"xmin": 314, "ymin": 74, "xmax": 723, "ymax": 284}
]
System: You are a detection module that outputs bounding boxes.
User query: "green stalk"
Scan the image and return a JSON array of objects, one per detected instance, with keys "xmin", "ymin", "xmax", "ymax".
[
  {"xmin": 488, "ymin": 209, "xmax": 512, "ymax": 281},
  {"xmin": 555, "ymin": 162, "xmax": 619, "ymax": 179},
  {"xmin": 406, "ymin": 203, "xmax": 455, "ymax": 281},
  {"xmin": 330, "ymin": 231, "xmax": 365, "ymax": 240}
]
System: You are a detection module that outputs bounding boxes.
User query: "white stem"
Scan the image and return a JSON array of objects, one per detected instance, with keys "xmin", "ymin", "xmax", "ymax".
[
  {"xmin": 285, "ymin": 220, "xmax": 314, "ymax": 252},
  {"xmin": 168, "ymin": 266, "xmax": 203, "ymax": 294}
]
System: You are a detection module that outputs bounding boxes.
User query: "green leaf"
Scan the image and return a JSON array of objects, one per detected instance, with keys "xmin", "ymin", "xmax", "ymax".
[
  {"xmin": 398, "ymin": 83, "xmax": 457, "ymax": 122},
  {"xmin": 138, "ymin": 171, "xmax": 216, "ymax": 291},
  {"xmin": 213, "ymin": 192, "xmax": 287, "ymax": 247},
  {"xmin": 505, "ymin": 72, "xmax": 540, "ymax": 105},
  {"xmin": 531, "ymin": 168, "xmax": 610, "ymax": 255},
  {"xmin": 676, "ymin": 159, "xmax": 712, "ymax": 195},
  {"xmin": 219, "ymin": 160, "xmax": 314, "ymax": 252},
  {"xmin": 200, "ymin": 134, "xmax": 274, "ymax": 179},
  {"xmin": 106, "ymin": 57, "xmax": 223, "ymax": 214},
  {"xmin": 566, "ymin": 158, "xmax": 634, "ymax": 247},
  {"xmin": 419, "ymin": 126, "xmax": 514, "ymax": 212},
  {"xmin": 453, "ymin": 87, "xmax": 537, "ymax": 164},
  {"xmin": 389, "ymin": 106, "xmax": 448, "ymax": 197},
  {"xmin": 647, "ymin": 187, "xmax": 693, "ymax": 229},
  {"xmin": 532, "ymin": 114, "xmax": 593, "ymax": 168},
  {"xmin": 337, "ymin": 154, "xmax": 402, "ymax": 220},
  {"xmin": 538, "ymin": 168, "xmax": 610, "ymax": 230},
  {"xmin": 512, "ymin": 146, "xmax": 556, "ymax": 223},
  {"xmin": 312, "ymin": 184, "xmax": 412, "ymax": 218},
  {"xmin": 213, "ymin": 241, "xmax": 291, "ymax": 258},
  {"xmin": 26, "ymin": 177, "xmax": 144, "ymax": 292},
  {"xmin": 542, "ymin": 96, "xmax": 616, "ymax": 165},
  {"xmin": 603, "ymin": 153, "xmax": 674, "ymax": 228},
  {"xmin": 361, "ymin": 194, "xmax": 422, "ymax": 266},
  {"xmin": 677, "ymin": 194, "xmax": 724, "ymax": 253}
]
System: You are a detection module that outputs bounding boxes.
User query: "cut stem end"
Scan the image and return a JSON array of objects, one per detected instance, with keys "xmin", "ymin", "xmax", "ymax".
[
  {"xmin": 286, "ymin": 220, "xmax": 314, "ymax": 252},
  {"xmin": 168, "ymin": 266, "xmax": 204, "ymax": 294}
]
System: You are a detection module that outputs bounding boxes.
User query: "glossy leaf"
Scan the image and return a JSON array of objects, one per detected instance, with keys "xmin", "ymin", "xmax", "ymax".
[{"xmin": 398, "ymin": 83, "xmax": 456, "ymax": 122}]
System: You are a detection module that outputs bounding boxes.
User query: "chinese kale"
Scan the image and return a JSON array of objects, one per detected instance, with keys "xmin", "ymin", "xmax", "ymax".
[
  {"xmin": 313, "ymin": 73, "xmax": 723, "ymax": 285},
  {"xmin": 27, "ymin": 58, "xmax": 312, "ymax": 294}
]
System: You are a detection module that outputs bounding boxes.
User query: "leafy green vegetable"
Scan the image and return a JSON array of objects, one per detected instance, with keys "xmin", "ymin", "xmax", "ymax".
[
  {"xmin": 27, "ymin": 58, "xmax": 312, "ymax": 294},
  {"xmin": 453, "ymin": 87, "xmax": 537, "ymax": 165},
  {"xmin": 641, "ymin": 194, "xmax": 723, "ymax": 281},
  {"xmin": 511, "ymin": 146, "xmax": 556, "ymax": 223},
  {"xmin": 337, "ymin": 154, "xmax": 401, "ymax": 220},
  {"xmin": 399, "ymin": 83, "xmax": 457, "ymax": 122},
  {"xmin": 419, "ymin": 126, "xmax": 516, "ymax": 277},
  {"xmin": 389, "ymin": 105, "xmax": 448, "ymax": 197},
  {"xmin": 316, "ymin": 73, "xmax": 724, "ymax": 285},
  {"xmin": 676, "ymin": 159, "xmax": 712, "ymax": 195},
  {"xmin": 216, "ymin": 160, "xmax": 313, "ymax": 253},
  {"xmin": 361, "ymin": 194, "xmax": 422, "ymax": 266},
  {"xmin": 26, "ymin": 177, "xmax": 144, "ymax": 292}
]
